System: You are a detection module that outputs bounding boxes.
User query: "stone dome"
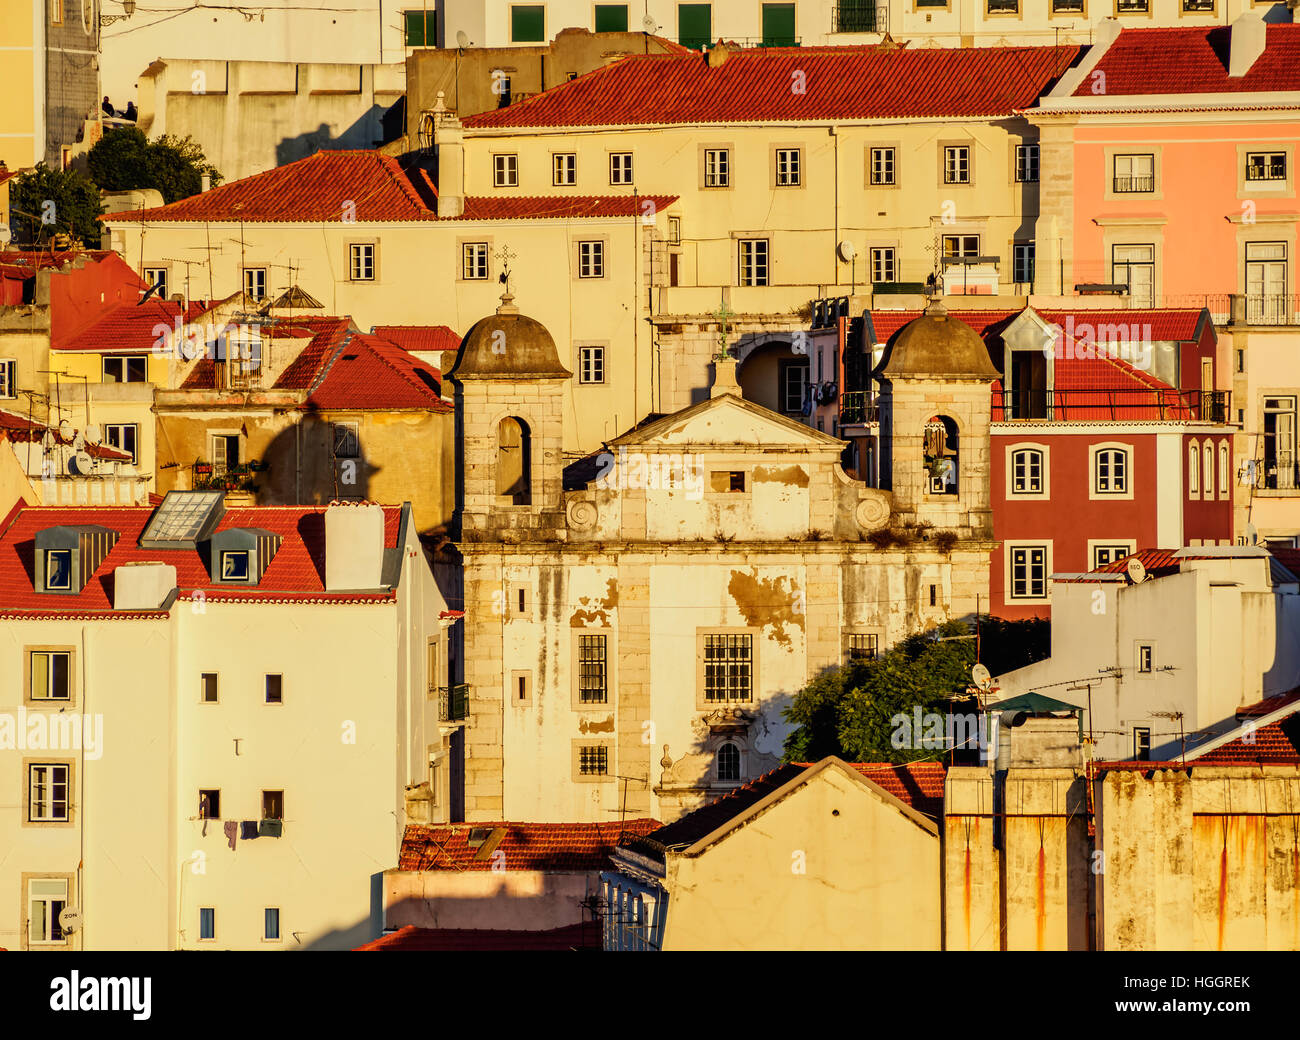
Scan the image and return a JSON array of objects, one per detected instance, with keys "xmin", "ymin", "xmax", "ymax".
[
  {"xmin": 448, "ymin": 295, "xmax": 572, "ymax": 380},
  {"xmin": 875, "ymin": 299, "xmax": 1001, "ymax": 381}
]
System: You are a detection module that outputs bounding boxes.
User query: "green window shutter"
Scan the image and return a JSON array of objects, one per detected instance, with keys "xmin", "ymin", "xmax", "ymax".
[
  {"xmin": 761, "ymin": 4, "xmax": 796, "ymax": 46},
  {"xmin": 511, "ymin": 5, "xmax": 546, "ymax": 42},
  {"xmin": 404, "ymin": 10, "xmax": 428, "ymax": 47},
  {"xmin": 594, "ymin": 4, "xmax": 629, "ymax": 32},
  {"xmin": 678, "ymin": 4, "xmax": 712, "ymax": 50}
]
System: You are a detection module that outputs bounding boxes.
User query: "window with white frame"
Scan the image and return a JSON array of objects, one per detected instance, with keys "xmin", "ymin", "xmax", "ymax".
[
  {"xmin": 578, "ymin": 241, "xmax": 604, "ymax": 278},
  {"xmin": 1015, "ymin": 144, "xmax": 1039, "ymax": 183},
  {"xmin": 702, "ymin": 632, "xmax": 753, "ymax": 702},
  {"xmin": 870, "ymin": 147, "xmax": 895, "ymax": 186},
  {"xmin": 870, "ymin": 247, "xmax": 896, "ymax": 284},
  {"xmin": 199, "ymin": 907, "xmax": 216, "ymax": 941},
  {"xmin": 738, "ymin": 238, "xmax": 769, "ymax": 286},
  {"xmin": 1112, "ymin": 244, "xmax": 1154, "ymax": 307},
  {"xmin": 1092, "ymin": 544, "xmax": 1134, "ymax": 569},
  {"xmin": 1263, "ymin": 396, "xmax": 1297, "ymax": 490},
  {"xmin": 1094, "ymin": 447, "xmax": 1129, "ymax": 494},
  {"xmin": 1013, "ymin": 242, "xmax": 1035, "ymax": 284},
  {"xmin": 667, "ymin": 216, "xmax": 681, "ymax": 244},
  {"xmin": 1246, "ymin": 152, "xmax": 1286, "ymax": 183},
  {"xmin": 264, "ymin": 908, "xmax": 281, "ymax": 941},
  {"xmin": 220, "ymin": 550, "xmax": 250, "ymax": 581},
  {"xmin": 45, "ymin": 549, "xmax": 72, "ymax": 590},
  {"xmin": 1010, "ymin": 447, "xmax": 1044, "ymax": 494},
  {"xmin": 609, "ymin": 152, "xmax": 633, "ymax": 185},
  {"xmin": 0, "ymin": 358, "xmax": 15, "ymax": 398},
  {"xmin": 493, "ymin": 154, "xmax": 518, "ymax": 187},
  {"xmin": 775, "ymin": 148, "xmax": 801, "ymax": 186},
  {"xmin": 552, "ymin": 153, "xmax": 576, "ymax": 186},
  {"xmin": 28, "ymin": 763, "xmax": 70, "ymax": 822},
  {"xmin": 104, "ymin": 423, "xmax": 138, "ymax": 465},
  {"xmin": 243, "ymin": 267, "xmax": 267, "ymax": 300},
  {"xmin": 1113, "ymin": 153, "xmax": 1154, "ymax": 193},
  {"xmin": 28, "ymin": 879, "xmax": 68, "ymax": 946},
  {"xmin": 463, "ymin": 242, "xmax": 489, "ymax": 280},
  {"xmin": 333, "ymin": 421, "xmax": 359, "ymax": 459},
  {"xmin": 143, "ymin": 267, "xmax": 168, "ymax": 297},
  {"xmin": 578, "ymin": 345, "xmax": 605, "ymax": 384},
  {"xmin": 1009, "ymin": 546, "xmax": 1048, "ymax": 599},
  {"xmin": 943, "ymin": 145, "xmax": 971, "ymax": 184},
  {"xmin": 348, "ymin": 243, "xmax": 375, "ymax": 281},
  {"xmin": 30, "ymin": 650, "xmax": 71, "ymax": 700},
  {"xmin": 705, "ymin": 149, "xmax": 730, "ymax": 187},
  {"xmin": 1188, "ymin": 440, "xmax": 1200, "ymax": 496}
]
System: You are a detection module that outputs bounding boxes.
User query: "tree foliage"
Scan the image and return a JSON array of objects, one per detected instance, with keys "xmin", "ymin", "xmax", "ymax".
[
  {"xmin": 87, "ymin": 127, "xmax": 223, "ymax": 204},
  {"xmin": 9, "ymin": 164, "xmax": 105, "ymax": 247},
  {"xmin": 782, "ymin": 617, "xmax": 1051, "ymax": 764}
]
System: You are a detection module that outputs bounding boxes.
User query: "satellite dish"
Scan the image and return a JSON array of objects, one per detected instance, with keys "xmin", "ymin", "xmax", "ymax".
[
  {"xmin": 972, "ymin": 663, "xmax": 992, "ymax": 688},
  {"xmin": 1125, "ymin": 558, "xmax": 1147, "ymax": 584},
  {"xmin": 641, "ymin": 13, "xmax": 657, "ymax": 32},
  {"xmin": 837, "ymin": 240, "xmax": 857, "ymax": 263},
  {"xmin": 72, "ymin": 450, "xmax": 94, "ymax": 474},
  {"xmin": 1245, "ymin": 522, "xmax": 1259, "ymax": 546},
  {"xmin": 455, "ymin": 29, "xmax": 470, "ymax": 48},
  {"xmin": 59, "ymin": 906, "xmax": 82, "ymax": 934},
  {"xmin": 72, "ymin": 432, "xmax": 85, "ymax": 451},
  {"xmin": 0, "ymin": 226, "xmax": 11, "ymax": 246},
  {"xmin": 58, "ymin": 419, "xmax": 74, "ymax": 440},
  {"xmin": 84, "ymin": 423, "xmax": 101, "ymax": 444}
]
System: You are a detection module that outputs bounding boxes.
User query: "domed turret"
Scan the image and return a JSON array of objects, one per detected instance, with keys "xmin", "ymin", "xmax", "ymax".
[
  {"xmin": 449, "ymin": 294, "xmax": 572, "ymax": 381},
  {"xmin": 875, "ymin": 298, "xmax": 1000, "ymax": 381}
]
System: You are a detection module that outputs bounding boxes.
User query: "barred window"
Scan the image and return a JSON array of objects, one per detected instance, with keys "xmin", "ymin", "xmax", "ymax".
[
  {"xmin": 703, "ymin": 633, "xmax": 753, "ymax": 702},
  {"xmin": 579, "ymin": 745, "xmax": 609, "ymax": 775},
  {"xmin": 717, "ymin": 742, "xmax": 740, "ymax": 781},
  {"xmin": 579, "ymin": 634, "xmax": 607, "ymax": 704},
  {"xmin": 846, "ymin": 632, "xmax": 878, "ymax": 662}
]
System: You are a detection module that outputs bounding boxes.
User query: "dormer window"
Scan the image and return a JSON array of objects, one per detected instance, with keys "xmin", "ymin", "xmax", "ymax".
[
  {"xmin": 220, "ymin": 550, "xmax": 251, "ymax": 582},
  {"xmin": 45, "ymin": 550, "xmax": 73, "ymax": 591}
]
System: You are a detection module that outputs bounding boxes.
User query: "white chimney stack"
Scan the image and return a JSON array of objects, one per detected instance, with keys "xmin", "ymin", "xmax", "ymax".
[
  {"xmin": 1229, "ymin": 11, "xmax": 1267, "ymax": 78},
  {"xmin": 325, "ymin": 503, "xmax": 386, "ymax": 591},
  {"xmin": 114, "ymin": 562, "xmax": 177, "ymax": 610}
]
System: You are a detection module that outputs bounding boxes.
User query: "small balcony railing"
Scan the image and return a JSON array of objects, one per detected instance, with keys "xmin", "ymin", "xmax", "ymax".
[
  {"xmin": 437, "ymin": 684, "xmax": 470, "ymax": 723},
  {"xmin": 1113, "ymin": 175, "xmax": 1154, "ymax": 193},
  {"xmin": 1245, "ymin": 295, "xmax": 1300, "ymax": 326},
  {"xmin": 994, "ymin": 388, "xmax": 1229, "ymax": 423},
  {"xmin": 840, "ymin": 391, "xmax": 880, "ymax": 425},
  {"xmin": 1262, "ymin": 452, "xmax": 1297, "ymax": 491}
]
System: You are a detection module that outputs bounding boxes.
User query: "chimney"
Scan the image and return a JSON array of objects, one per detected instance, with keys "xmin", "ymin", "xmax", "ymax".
[
  {"xmin": 432, "ymin": 93, "xmax": 465, "ymax": 218},
  {"xmin": 325, "ymin": 502, "xmax": 386, "ymax": 591},
  {"xmin": 706, "ymin": 42, "xmax": 730, "ymax": 68},
  {"xmin": 114, "ymin": 562, "xmax": 177, "ymax": 610},
  {"xmin": 200, "ymin": 172, "xmax": 211, "ymax": 192},
  {"xmin": 1228, "ymin": 11, "xmax": 1266, "ymax": 78}
]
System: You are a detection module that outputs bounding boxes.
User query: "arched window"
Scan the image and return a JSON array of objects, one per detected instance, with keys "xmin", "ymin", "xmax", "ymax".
[
  {"xmin": 717, "ymin": 742, "xmax": 740, "ymax": 782},
  {"xmin": 1010, "ymin": 447, "xmax": 1045, "ymax": 495},
  {"xmin": 497, "ymin": 417, "xmax": 531, "ymax": 505},
  {"xmin": 1094, "ymin": 446, "xmax": 1129, "ymax": 495},
  {"xmin": 924, "ymin": 415, "xmax": 959, "ymax": 495},
  {"xmin": 1219, "ymin": 442, "xmax": 1230, "ymax": 499},
  {"xmin": 1188, "ymin": 440, "xmax": 1199, "ymax": 497},
  {"xmin": 1203, "ymin": 443, "xmax": 1215, "ymax": 499}
]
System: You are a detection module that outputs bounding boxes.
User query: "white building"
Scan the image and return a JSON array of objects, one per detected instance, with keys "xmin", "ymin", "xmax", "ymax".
[
  {"xmin": 992, "ymin": 545, "xmax": 1300, "ymax": 761},
  {"xmin": 0, "ymin": 494, "xmax": 461, "ymax": 950}
]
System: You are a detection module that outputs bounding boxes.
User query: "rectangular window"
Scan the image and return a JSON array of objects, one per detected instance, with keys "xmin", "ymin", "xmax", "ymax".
[
  {"xmin": 578, "ymin": 634, "xmax": 608, "ymax": 704},
  {"xmin": 705, "ymin": 148, "xmax": 730, "ymax": 187},
  {"xmin": 578, "ymin": 345, "xmax": 605, "ymax": 384},
  {"xmin": 738, "ymin": 238, "xmax": 769, "ymax": 286},
  {"xmin": 220, "ymin": 550, "xmax": 250, "ymax": 581},
  {"xmin": 348, "ymin": 243, "xmax": 375, "ymax": 281},
  {"xmin": 1246, "ymin": 152, "xmax": 1287, "ymax": 182},
  {"xmin": 1138, "ymin": 645, "xmax": 1153, "ymax": 674},
  {"xmin": 678, "ymin": 3, "xmax": 712, "ymax": 50},
  {"xmin": 1113, "ymin": 154, "xmax": 1154, "ymax": 194},
  {"xmin": 201, "ymin": 672, "xmax": 218, "ymax": 703},
  {"xmin": 578, "ymin": 744, "xmax": 609, "ymax": 776},
  {"xmin": 510, "ymin": 4, "xmax": 545, "ymax": 42},
  {"xmin": 702, "ymin": 633, "xmax": 753, "ymax": 702},
  {"xmin": 199, "ymin": 907, "xmax": 215, "ymax": 941},
  {"xmin": 143, "ymin": 267, "xmax": 168, "ymax": 297},
  {"xmin": 761, "ymin": 3, "xmax": 797, "ymax": 46},
  {"xmin": 102, "ymin": 355, "xmax": 148, "ymax": 383},
  {"xmin": 1203, "ymin": 442, "xmax": 1215, "ymax": 498},
  {"xmin": 262, "ymin": 790, "xmax": 284, "ymax": 820},
  {"xmin": 28, "ymin": 879, "xmax": 68, "ymax": 945},
  {"xmin": 462, "ymin": 242, "xmax": 489, "ymax": 280},
  {"xmin": 493, "ymin": 154, "xmax": 518, "ymax": 187},
  {"xmin": 1010, "ymin": 546, "xmax": 1047, "ymax": 599},
  {"xmin": 870, "ymin": 247, "xmax": 896, "ymax": 284},
  {"xmin": 1013, "ymin": 243, "xmax": 1036, "ymax": 284},
  {"xmin": 29, "ymin": 763, "xmax": 70, "ymax": 822},
  {"xmin": 0, "ymin": 358, "xmax": 15, "ymax": 398},
  {"xmin": 1095, "ymin": 448, "xmax": 1129, "ymax": 494},
  {"xmin": 552, "ymin": 153, "xmax": 576, "ymax": 186},
  {"xmin": 988, "ymin": 0, "xmax": 1018, "ymax": 12},
  {"xmin": 1015, "ymin": 144, "xmax": 1039, "ymax": 183},
  {"xmin": 264, "ymin": 907, "xmax": 281, "ymax": 941},
  {"xmin": 103, "ymin": 423, "xmax": 139, "ymax": 465},
  {"xmin": 30, "ymin": 650, "xmax": 71, "ymax": 700},
  {"xmin": 1263, "ymin": 396, "xmax": 1297, "ymax": 490},
  {"xmin": 1245, "ymin": 241, "xmax": 1287, "ymax": 324},
  {"xmin": 775, "ymin": 148, "xmax": 801, "ymax": 186},
  {"xmin": 1117, "ymin": 0, "xmax": 1149, "ymax": 11},
  {"xmin": 594, "ymin": 4, "xmax": 629, "ymax": 32},
  {"xmin": 403, "ymin": 10, "xmax": 433, "ymax": 46},
  {"xmin": 578, "ymin": 241, "xmax": 604, "ymax": 278},
  {"xmin": 944, "ymin": 146, "xmax": 971, "ymax": 185},
  {"xmin": 846, "ymin": 632, "xmax": 878, "ymax": 662},
  {"xmin": 1133, "ymin": 727, "xmax": 1151, "ymax": 760},
  {"xmin": 265, "ymin": 674, "xmax": 283, "ymax": 704},
  {"xmin": 243, "ymin": 268, "xmax": 267, "ymax": 300},
  {"xmin": 1092, "ymin": 544, "xmax": 1133, "ymax": 568},
  {"xmin": 333, "ymin": 421, "xmax": 359, "ymax": 459},
  {"xmin": 778, "ymin": 359, "xmax": 808, "ymax": 415},
  {"xmin": 1053, "ymin": 0, "xmax": 1084, "ymax": 9},
  {"xmin": 710, "ymin": 470, "xmax": 747, "ymax": 492},
  {"xmin": 942, "ymin": 235, "xmax": 981, "ymax": 259},
  {"xmin": 199, "ymin": 790, "xmax": 220, "ymax": 819},
  {"xmin": 1219, "ymin": 442, "xmax": 1230, "ymax": 499},
  {"xmin": 609, "ymin": 152, "xmax": 633, "ymax": 185},
  {"xmin": 51, "ymin": 0, "xmax": 63, "ymax": 25},
  {"xmin": 44, "ymin": 549, "xmax": 73, "ymax": 590},
  {"xmin": 668, "ymin": 216, "xmax": 681, "ymax": 245},
  {"xmin": 1112, "ymin": 244, "xmax": 1155, "ymax": 308},
  {"xmin": 1011, "ymin": 448, "xmax": 1044, "ymax": 494},
  {"xmin": 870, "ymin": 147, "xmax": 895, "ymax": 186}
]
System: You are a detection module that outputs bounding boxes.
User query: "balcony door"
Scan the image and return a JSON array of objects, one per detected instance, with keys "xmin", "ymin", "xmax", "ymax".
[
  {"xmin": 1246, "ymin": 242, "xmax": 1287, "ymax": 324},
  {"xmin": 1112, "ymin": 244, "xmax": 1154, "ymax": 307}
]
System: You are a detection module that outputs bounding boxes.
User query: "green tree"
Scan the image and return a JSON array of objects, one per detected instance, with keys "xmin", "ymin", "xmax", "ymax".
[
  {"xmin": 781, "ymin": 617, "xmax": 1051, "ymax": 764},
  {"xmin": 9, "ymin": 164, "xmax": 105, "ymax": 247},
  {"xmin": 86, "ymin": 127, "xmax": 222, "ymax": 204}
]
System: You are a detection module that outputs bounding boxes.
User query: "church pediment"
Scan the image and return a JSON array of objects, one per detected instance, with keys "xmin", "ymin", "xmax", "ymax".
[{"xmin": 610, "ymin": 393, "xmax": 845, "ymax": 452}]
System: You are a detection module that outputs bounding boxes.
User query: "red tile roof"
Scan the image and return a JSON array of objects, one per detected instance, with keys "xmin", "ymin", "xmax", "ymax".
[
  {"xmin": 457, "ymin": 194, "xmax": 678, "ymax": 220},
  {"xmin": 836, "ymin": 762, "xmax": 947, "ymax": 820},
  {"xmin": 0, "ymin": 502, "xmax": 403, "ymax": 615},
  {"xmin": 54, "ymin": 297, "xmax": 205, "ymax": 353},
  {"xmin": 398, "ymin": 820, "xmax": 661, "ymax": 872},
  {"xmin": 371, "ymin": 325, "xmax": 462, "ymax": 354},
  {"xmin": 355, "ymin": 922, "xmax": 597, "ymax": 951},
  {"xmin": 0, "ymin": 410, "xmax": 133, "ymax": 461},
  {"xmin": 1193, "ymin": 714, "xmax": 1300, "ymax": 765},
  {"xmin": 305, "ymin": 333, "xmax": 450, "ymax": 411},
  {"xmin": 1073, "ymin": 25, "xmax": 1300, "ymax": 98},
  {"xmin": 465, "ymin": 44, "xmax": 1084, "ymax": 128}
]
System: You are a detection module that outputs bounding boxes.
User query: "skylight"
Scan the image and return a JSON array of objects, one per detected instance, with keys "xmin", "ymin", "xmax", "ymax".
[{"xmin": 138, "ymin": 491, "xmax": 226, "ymax": 549}]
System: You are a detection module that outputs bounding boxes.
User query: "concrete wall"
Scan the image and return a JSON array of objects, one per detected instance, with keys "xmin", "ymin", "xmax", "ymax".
[{"xmin": 383, "ymin": 868, "xmax": 597, "ymax": 931}]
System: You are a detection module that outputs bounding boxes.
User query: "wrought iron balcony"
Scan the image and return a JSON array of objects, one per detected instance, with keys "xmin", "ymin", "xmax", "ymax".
[
  {"xmin": 1113, "ymin": 175, "xmax": 1155, "ymax": 193},
  {"xmin": 1245, "ymin": 295, "xmax": 1300, "ymax": 326},
  {"xmin": 840, "ymin": 391, "xmax": 880, "ymax": 425},
  {"xmin": 994, "ymin": 388, "xmax": 1230, "ymax": 423},
  {"xmin": 437, "ymin": 683, "xmax": 470, "ymax": 723}
]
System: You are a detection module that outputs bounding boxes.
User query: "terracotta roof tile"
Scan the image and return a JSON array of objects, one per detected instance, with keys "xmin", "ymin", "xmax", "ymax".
[
  {"xmin": 306, "ymin": 333, "xmax": 450, "ymax": 411},
  {"xmin": 1073, "ymin": 25, "xmax": 1300, "ymax": 98},
  {"xmin": 465, "ymin": 44, "xmax": 1084, "ymax": 128},
  {"xmin": 371, "ymin": 325, "xmax": 462, "ymax": 354},
  {"xmin": 398, "ymin": 820, "xmax": 660, "ymax": 872},
  {"xmin": 54, "ymin": 297, "xmax": 205, "ymax": 353},
  {"xmin": 456, "ymin": 194, "xmax": 677, "ymax": 220}
]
